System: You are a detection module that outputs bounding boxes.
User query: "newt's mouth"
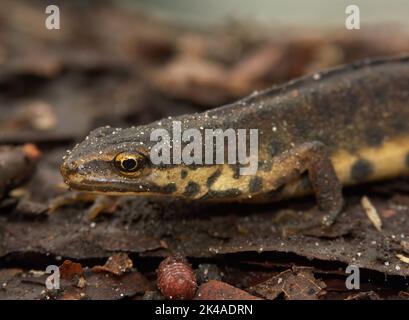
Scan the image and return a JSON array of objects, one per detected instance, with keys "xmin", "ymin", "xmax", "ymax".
[
  {"xmin": 62, "ymin": 180, "xmax": 156, "ymax": 195},
  {"xmin": 61, "ymin": 173, "xmax": 156, "ymax": 195},
  {"xmin": 60, "ymin": 161, "xmax": 175, "ymax": 195}
]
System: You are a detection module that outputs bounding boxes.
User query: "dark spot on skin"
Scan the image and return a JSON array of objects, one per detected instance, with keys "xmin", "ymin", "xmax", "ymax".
[
  {"xmin": 274, "ymin": 177, "xmax": 287, "ymax": 188},
  {"xmin": 188, "ymin": 164, "xmax": 200, "ymax": 171},
  {"xmin": 365, "ymin": 128, "xmax": 384, "ymax": 147},
  {"xmin": 156, "ymin": 163, "xmax": 174, "ymax": 169},
  {"xmin": 162, "ymin": 183, "xmax": 177, "ymax": 194},
  {"xmin": 299, "ymin": 172, "xmax": 311, "ymax": 190},
  {"xmin": 351, "ymin": 159, "xmax": 374, "ymax": 182},
  {"xmin": 183, "ymin": 181, "xmax": 200, "ymax": 197},
  {"xmin": 180, "ymin": 169, "xmax": 188, "ymax": 179},
  {"xmin": 265, "ymin": 184, "xmax": 285, "ymax": 199},
  {"xmin": 200, "ymin": 189, "xmax": 242, "ymax": 200},
  {"xmin": 258, "ymin": 160, "xmax": 272, "ymax": 172},
  {"xmin": 249, "ymin": 176, "xmax": 263, "ymax": 193},
  {"xmin": 230, "ymin": 165, "xmax": 240, "ymax": 179},
  {"xmin": 207, "ymin": 169, "xmax": 221, "ymax": 188},
  {"xmin": 266, "ymin": 141, "xmax": 285, "ymax": 159},
  {"xmin": 267, "ymin": 142, "xmax": 278, "ymax": 157}
]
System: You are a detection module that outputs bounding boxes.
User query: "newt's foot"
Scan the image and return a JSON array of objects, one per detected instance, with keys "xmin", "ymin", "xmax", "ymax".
[
  {"xmin": 321, "ymin": 204, "xmax": 344, "ymax": 227},
  {"xmin": 277, "ymin": 206, "xmax": 342, "ymax": 236},
  {"xmin": 268, "ymin": 141, "xmax": 344, "ymax": 227},
  {"xmin": 48, "ymin": 191, "xmax": 118, "ymax": 220}
]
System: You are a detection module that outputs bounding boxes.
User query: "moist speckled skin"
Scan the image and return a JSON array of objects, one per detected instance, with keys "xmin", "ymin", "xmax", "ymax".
[{"xmin": 61, "ymin": 56, "xmax": 409, "ymax": 211}]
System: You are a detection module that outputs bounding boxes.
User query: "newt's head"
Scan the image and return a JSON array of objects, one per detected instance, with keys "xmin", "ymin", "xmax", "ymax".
[
  {"xmin": 61, "ymin": 125, "xmax": 182, "ymax": 196},
  {"xmin": 61, "ymin": 115, "xmax": 259, "ymax": 200},
  {"xmin": 60, "ymin": 121, "xmax": 236, "ymax": 200}
]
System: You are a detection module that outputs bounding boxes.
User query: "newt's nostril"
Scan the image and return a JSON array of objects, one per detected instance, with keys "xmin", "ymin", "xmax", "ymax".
[
  {"xmin": 70, "ymin": 161, "xmax": 78, "ymax": 169},
  {"xmin": 61, "ymin": 160, "xmax": 78, "ymax": 176}
]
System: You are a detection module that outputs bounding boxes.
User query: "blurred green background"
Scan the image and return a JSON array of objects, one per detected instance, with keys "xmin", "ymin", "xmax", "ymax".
[{"xmin": 131, "ymin": 0, "xmax": 408, "ymax": 27}]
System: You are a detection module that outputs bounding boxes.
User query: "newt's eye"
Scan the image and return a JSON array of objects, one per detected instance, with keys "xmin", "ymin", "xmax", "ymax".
[{"xmin": 114, "ymin": 152, "xmax": 146, "ymax": 173}]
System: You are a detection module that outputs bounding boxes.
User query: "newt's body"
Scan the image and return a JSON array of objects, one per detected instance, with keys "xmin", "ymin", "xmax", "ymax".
[{"xmin": 61, "ymin": 56, "xmax": 409, "ymax": 225}]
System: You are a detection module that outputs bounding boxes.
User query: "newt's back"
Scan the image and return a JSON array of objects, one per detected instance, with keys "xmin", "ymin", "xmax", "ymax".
[{"xmin": 212, "ymin": 56, "xmax": 409, "ymax": 155}]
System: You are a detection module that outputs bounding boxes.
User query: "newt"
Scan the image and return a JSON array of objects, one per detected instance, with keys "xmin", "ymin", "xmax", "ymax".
[{"xmin": 60, "ymin": 55, "xmax": 409, "ymax": 225}]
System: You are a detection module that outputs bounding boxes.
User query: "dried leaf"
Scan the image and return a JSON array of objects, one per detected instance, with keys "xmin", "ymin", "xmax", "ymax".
[
  {"xmin": 346, "ymin": 291, "xmax": 381, "ymax": 300},
  {"xmin": 248, "ymin": 268, "xmax": 326, "ymax": 300},
  {"xmin": 59, "ymin": 260, "xmax": 83, "ymax": 280},
  {"xmin": 195, "ymin": 280, "xmax": 262, "ymax": 300},
  {"xmin": 361, "ymin": 196, "xmax": 382, "ymax": 231},
  {"xmin": 92, "ymin": 253, "xmax": 133, "ymax": 275},
  {"xmin": 0, "ymin": 144, "xmax": 39, "ymax": 198},
  {"xmin": 85, "ymin": 271, "xmax": 152, "ymax": 300},
  {"xmin": 396, "ymin": 254, "xmax": 409, "ymax": 264}
]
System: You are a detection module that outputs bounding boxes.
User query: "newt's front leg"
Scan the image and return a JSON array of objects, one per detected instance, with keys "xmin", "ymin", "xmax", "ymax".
[
  {"xmin": 269, "ymin": 141, "xmax": 344, "ymax": 226},
  {"xmin": 48, "ymin": 192, "xmax": 117, "ymax": 220}
]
